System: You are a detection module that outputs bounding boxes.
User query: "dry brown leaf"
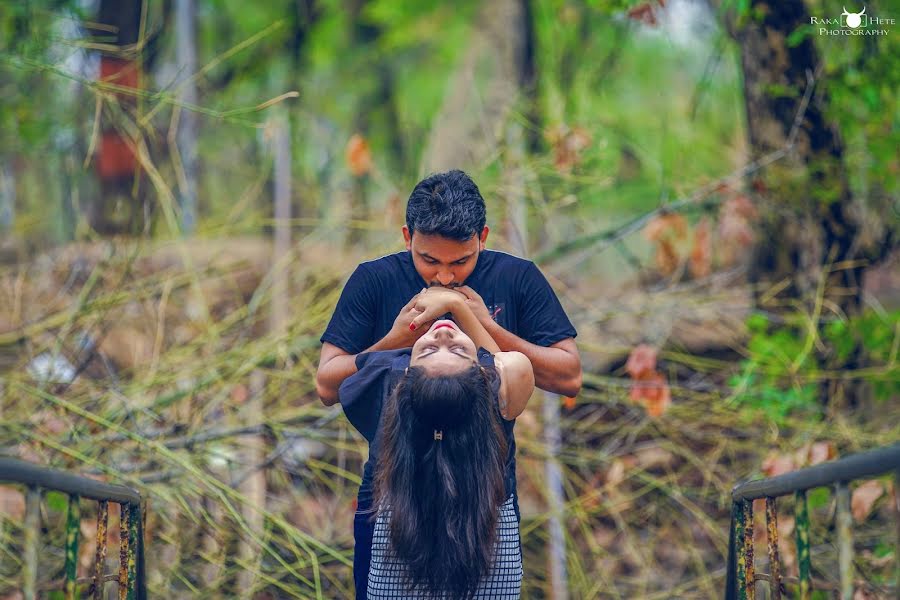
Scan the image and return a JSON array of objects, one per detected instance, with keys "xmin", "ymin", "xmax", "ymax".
[
  {"xmin": 231, "ymin": 383, "xmax": 249, "ymax": 405},
  {"xmin": 806, "ymin": 441, "xmax": 837, "ymax": 466},
  {"xmin": 545, "ymin": 125, "xmax": 592, "ymax": 173},
  {"xmin": 625, "ymin": 344, "xmax": 658, "ymax": 379},
  {"xmin": 629, "ymin": 371, "xmax": 672, "ymax": 417},
  {"xmin": 716, "ymin": 194, "xmax": 758, "ymax": 266},
  {"xmin": 0, "ymin": 485, "xmax": 25, "ymax": 520},
  {"xmin": 646, "ymin": 372, "xmax": 672, "ymax": 417},
  {"xmin": 655, "ymin": 240, "xmax": 679, "ymax": 275},
  {"xmin": 851, "ymin": 480, "xmax": 884, "ymax": 522},
  {"xmin": 761, "ymin": 451, "xmax": 796, "ymax": 478},
  {"xmin": 689, "ymin": 218, "xmax": 712, "ymax": 278},
  {"xmin": 345, "ymin": 133, "xmax": 373, "ymax": 177},
  {"xmin": 627, "ymin": 3, "xmax": 659, "ymax": 26},
  {"xmin": 643, "ymin": 213, "xmax": 688, "ymax": 242}
]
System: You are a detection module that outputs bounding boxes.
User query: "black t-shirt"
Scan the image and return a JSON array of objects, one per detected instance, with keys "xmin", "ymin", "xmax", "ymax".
[{"xmin": 320, "ymin": 249, "xmax": 577, "ymax": 354}]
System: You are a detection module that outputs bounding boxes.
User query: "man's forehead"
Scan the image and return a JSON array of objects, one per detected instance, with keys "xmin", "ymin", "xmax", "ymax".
[{"xmin": 411, "ymin": 233, "xmax": 478, "ymax": 258}]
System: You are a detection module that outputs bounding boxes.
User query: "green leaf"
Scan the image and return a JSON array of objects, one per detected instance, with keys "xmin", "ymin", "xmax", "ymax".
[
  {"xmin": 46, "ymin": 490, "xmax": 68, "ymax": 513},
  {"xmin": 786, "ymin": 25, "xmax": 814, "ymax": 47},
  {"xmin": 808, "ymin": 487, "xmax": 830, "ymax": 510}
]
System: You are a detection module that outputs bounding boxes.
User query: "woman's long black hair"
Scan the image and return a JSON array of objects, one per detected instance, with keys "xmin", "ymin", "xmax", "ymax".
[{"xmin": 373, "ymin": 363, "xmax": 508, "ymax": 599}]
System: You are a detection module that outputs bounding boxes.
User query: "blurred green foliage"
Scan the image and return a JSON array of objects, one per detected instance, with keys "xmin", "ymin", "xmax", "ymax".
[{"xmin": 731, "ymin": 308, "xmax": 899, "ymax": 423}]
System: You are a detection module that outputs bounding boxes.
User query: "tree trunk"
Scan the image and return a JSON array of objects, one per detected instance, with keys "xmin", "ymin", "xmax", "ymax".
[
  {"xmin": 420, "ymin": 0, "xmax": 530, "ymax": 174},
  {"xmin": 89, "ymin": 0, "xmax": 148, "ymax": 235},
  {"xmin": 0, "ymin": 163, "xmax": 14, "ymax": 233},
  {"xmin": 175, "ymin": 0, "xmax": 198, "ymax": 235},
  {"xmin": 724, "ymin": 0, "xmax": 869, "ymax": 405},
  {"xmin": 727, "ymin": 0, "xmax": 861, "ymax": 316}
]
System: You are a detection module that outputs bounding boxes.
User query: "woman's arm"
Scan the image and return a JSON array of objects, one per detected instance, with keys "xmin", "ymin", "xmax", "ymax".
[
  {"xmin": 450, "ymin": 298, "xmax": 501, "ymax": 354},
  {"xmin": 494, "ymin": 351, "xmax": 534, "ymax": 420}
]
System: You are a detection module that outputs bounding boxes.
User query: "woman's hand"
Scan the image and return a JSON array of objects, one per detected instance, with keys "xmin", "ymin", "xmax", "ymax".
[
  {"xmin": 383, "ymin": 291, "xmax": 431, "ymax": 347},
  {"xmin": 409, "ymin": 287, "xmax": 467, "ymax": 331}
]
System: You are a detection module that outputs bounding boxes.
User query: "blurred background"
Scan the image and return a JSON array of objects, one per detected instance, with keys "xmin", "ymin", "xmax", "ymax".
[{"xmin": 0, "ymin": 0, "xmax": 897, "ymax": 597}]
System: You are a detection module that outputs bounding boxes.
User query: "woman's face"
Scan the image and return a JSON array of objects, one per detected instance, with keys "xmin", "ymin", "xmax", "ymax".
[{"xmin": 410, "ymin": 319, "xmax": 478, "ymax": 376}]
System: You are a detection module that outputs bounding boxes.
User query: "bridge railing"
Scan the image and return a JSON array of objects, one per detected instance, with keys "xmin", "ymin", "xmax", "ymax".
[
  {"xmin": 0, "ymin": 456, "xmax": 146, "ymax": 600},
  {"xmin": 725, "ymin": 443, "xmax": 900, "ymax": 600}
]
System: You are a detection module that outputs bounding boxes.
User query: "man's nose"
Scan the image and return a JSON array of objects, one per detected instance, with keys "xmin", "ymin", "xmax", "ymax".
[{"xmin": 436, "ymin": 271, "xmax": 454, "ymax": 285}]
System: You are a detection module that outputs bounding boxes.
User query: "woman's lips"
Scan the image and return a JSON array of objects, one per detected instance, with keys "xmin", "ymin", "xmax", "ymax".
[{"xmin": 431, "ymin": 319, "xmax": 457, "ymax": 332}]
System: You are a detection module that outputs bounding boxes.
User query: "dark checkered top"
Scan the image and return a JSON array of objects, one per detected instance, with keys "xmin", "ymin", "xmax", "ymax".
[{"xmin": 367, "ymin": 494, "xmax": 522, "ymax": 599}]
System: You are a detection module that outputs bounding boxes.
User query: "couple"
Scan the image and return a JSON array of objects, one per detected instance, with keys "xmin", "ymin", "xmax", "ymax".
[{"xmin": 316, "ymin": 170, "xmax": 582, "ymax": 599}]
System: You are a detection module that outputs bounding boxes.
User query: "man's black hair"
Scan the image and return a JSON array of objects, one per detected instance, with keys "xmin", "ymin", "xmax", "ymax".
[{"xmin": 406, "ymin": 170, "xmax": 487, "ymax": 241}]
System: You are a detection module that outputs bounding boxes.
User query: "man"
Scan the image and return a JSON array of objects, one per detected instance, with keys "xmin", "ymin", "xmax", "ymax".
[{"xmin": 316, "ymin": 169, "xmax": 581, "ymax": 598}]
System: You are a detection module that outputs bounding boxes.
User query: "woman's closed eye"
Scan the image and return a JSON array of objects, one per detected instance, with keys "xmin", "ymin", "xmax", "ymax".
[{"xmin": 420, "ymin": 346, "xmax": 468, "ymax": 358}]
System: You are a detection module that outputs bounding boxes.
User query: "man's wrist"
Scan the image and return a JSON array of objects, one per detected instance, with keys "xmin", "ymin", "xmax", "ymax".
[{"xmin": 482, "ymin": 316, "xmax": 501, "ymax": 334}]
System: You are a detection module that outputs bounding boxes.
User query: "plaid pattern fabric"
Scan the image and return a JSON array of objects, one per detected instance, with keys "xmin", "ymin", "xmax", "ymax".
[{"xmin": 367, "ymin": 494, "xmax": 522, "ymax": 599}]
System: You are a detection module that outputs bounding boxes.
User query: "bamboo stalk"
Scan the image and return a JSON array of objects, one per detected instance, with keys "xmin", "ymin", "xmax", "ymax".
[{"xmin": 544, "ymin": 391, "xmax": 568, "ymax": 600}]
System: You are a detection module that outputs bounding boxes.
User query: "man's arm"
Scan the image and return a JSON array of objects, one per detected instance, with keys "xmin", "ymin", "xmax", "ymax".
[
  {"xmin": 483, "ymin": 323, "xmax": 582, "ymax": 398},
  {"xmin": 315, "ymin": 343, "xmax": 358, "ymax": 406},
  {"xmin": 454, "ymin": 284, "xmax": 581, "ymax": 397},
  {"xmin": 316, "ymin": 293, "xmax": 429, "ymax": 406}
]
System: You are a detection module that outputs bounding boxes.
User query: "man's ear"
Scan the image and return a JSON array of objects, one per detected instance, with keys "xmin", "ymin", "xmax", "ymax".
[
  {"xmin": 479, "ymin": 226, "xmax": 489, "ymax": 250},
  {"xmin": 402, "ymin": 226, "xmax": 412, "ymax": 250}
]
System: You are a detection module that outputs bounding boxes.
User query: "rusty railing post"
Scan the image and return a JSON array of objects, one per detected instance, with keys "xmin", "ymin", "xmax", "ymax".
[
  {"xmin": 118, "ymin": 502, "xmax": 130, "ymax": 600},
  {"xmin": 794, "ymin": 490, "xmax": 811, "ymax": 600},
  {"xmin": 835, "ymin": 482, "xmax": 853, "ymax": 600},
  {"xmin": 764, "ymin": 497, "xmax": 782, "ymax": 600},
  {"xmin": 23, "ymin": 486, "xmax": 40, "ymax": 600},
  {"xmin": 92, "ymin": 500, "xmax": 109, "ymax": 600},
  {"xmin": 64, "ymin": 494, "xmax": 81, "ymax": 600},
  {"xmin": 742, "ymin": 499, "xmax": 755, "ymax": 600}
]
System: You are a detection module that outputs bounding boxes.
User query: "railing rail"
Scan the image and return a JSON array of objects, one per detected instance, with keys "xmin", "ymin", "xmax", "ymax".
[
  {"xmin": 0, "ymin": 456, "xmax": 146, "ymax": 600},
  {"xmin": 725, "ymin": 443, "xmax": 900, "ymax": 600}
]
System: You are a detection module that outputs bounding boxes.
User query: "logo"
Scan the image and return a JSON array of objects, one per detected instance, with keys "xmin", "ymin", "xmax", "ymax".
[
  {"xmin": 810, "ymin": 5, "xmax": 893, "ymax": 35},
  {"xmin": 841, "ymin": 6, "xmax": 866, "ymax": 28},
  {"xmin": 486, "ymin": 303, "xmax": 505, "ymax": 323}
]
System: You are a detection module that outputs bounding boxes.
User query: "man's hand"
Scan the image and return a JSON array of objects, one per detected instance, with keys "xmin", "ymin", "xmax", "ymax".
[
  {"xmin": 455, "ymin": 286, "xmax": 493, "ymax": 325},
  {"xmin": 409, "ymin": 287, "xmax": 467, "ymax": 330}
]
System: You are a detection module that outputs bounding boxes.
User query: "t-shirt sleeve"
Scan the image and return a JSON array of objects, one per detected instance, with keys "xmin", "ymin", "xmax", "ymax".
[
  {"xmin": 517, "ymin": 262, "xmax": 578, "ymax": 347},
  {"xmin": 320, "ymin": 265, "xmax": 378, "ymax": 354},
  {"xmin": 337, "ymin": 350, "xmax": 406, "ymax": 442}
]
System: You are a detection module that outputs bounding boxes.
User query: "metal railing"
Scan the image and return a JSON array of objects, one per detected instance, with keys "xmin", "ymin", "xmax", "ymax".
[
  {"xmin": 725, "ymin": 443, "xmax": 900, "ymax": 600},
  {"xmin": 0, "ymin": 456, "xmax": 146, "ymax": 600}
]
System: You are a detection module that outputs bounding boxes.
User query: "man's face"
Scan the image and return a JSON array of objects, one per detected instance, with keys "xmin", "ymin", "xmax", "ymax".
[{"xmin": 403, "ymin": 226, "xmax": 489, "ymax": 287}]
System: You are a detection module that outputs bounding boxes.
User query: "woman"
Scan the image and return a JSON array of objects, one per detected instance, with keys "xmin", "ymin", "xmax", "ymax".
[{"xmin": 338, "ymin": 288, "xmax": 534, "ymax": 599}]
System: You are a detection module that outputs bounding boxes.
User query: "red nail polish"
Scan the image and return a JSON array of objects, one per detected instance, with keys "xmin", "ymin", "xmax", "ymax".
[{"xmin": 409, "ymin": 323, "xmax": 416, "ymax": 331}]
